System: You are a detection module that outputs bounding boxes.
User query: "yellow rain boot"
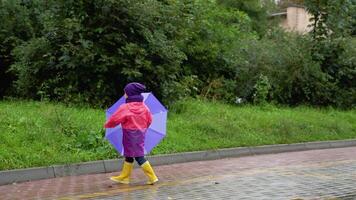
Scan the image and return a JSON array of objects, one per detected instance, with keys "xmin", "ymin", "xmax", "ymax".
[
  {"xmin": 110, "ymin": 161, "xmax": 134, "ymax": 184},
  {"xmin": 141, "ymin": 161, "xmax": 158, "ymax": 185}
]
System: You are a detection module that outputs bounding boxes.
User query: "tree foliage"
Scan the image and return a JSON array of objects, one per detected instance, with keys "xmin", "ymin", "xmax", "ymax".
[
  {"xmin": 304, "ymin": 0, "xmax": 356, "ymax": 107},
  {"xmin": 0, "ymin": 0, "xmax": 354, "ymax": 108}
]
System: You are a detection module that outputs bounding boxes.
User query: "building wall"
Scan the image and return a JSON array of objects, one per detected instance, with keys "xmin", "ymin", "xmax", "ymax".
[
  {"xmin": 278, "ymin": 6, "xmax": 312, "ymax": 33},
  {"xmin": 287, "ymin": 7, "xmax": 312, "ymax": 33}
]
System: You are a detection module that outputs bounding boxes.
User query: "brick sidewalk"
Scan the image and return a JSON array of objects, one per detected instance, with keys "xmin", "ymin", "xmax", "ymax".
[{"xmin": 1, "ymin": 147, "xmax": 356, "ymax": 200}]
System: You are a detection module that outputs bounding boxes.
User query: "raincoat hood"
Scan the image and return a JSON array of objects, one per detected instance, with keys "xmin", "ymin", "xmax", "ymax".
[
  {"xmin": 124, "ymin": 82, "xmax": 146, "ymax": 103},
  {"xmin": 126, "ymin": 102, "xmax": 148, "ymax": 114}
]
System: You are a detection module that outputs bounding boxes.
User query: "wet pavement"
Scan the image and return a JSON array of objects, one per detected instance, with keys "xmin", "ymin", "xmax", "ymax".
[{"xmin": 1, "ymin": 146, "xmax": 355, "ymax": 200}]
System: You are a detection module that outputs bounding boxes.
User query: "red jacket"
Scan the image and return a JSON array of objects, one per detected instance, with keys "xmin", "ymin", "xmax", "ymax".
[{"xmin": 105, "ymin": 102, "xmax": 152, "ymax": 157}]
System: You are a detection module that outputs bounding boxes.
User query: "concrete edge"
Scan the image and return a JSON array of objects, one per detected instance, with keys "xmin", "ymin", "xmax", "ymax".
[
  {"xmin": 53, "ymin": 160, "xmax": 106, "ymax": 177},
  {"xmin": 1, "ymin": 139, "xmax": 356, "ymax": 185}
]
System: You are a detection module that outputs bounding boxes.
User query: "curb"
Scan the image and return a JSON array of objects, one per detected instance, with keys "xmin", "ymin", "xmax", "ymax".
[{"xmin": 1, "ymin": 139, "xmax": 356, "ymax": 186}]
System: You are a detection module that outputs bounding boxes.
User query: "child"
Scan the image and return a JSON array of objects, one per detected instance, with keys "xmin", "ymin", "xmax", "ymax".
[{"xmin": 104, "ymin": 82, "xmax": 158, "ymax": 185}]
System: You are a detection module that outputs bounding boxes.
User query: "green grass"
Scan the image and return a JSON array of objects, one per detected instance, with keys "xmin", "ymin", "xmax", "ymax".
[
  {"xmin": 157, "ymin": 100, "xmax": 356, "ymax": 154},
  {"xmin": 0, "ymin": 99, "xmax": 355, "ymax": 170},
  {"xmin": 0, "ymin": 101, "xmax": 110, "ymax": 170}
]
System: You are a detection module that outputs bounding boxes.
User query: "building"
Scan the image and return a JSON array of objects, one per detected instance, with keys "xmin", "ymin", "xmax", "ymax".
[{"xmin": 271, "ymin": 5, "xmax": 312, "ymax": 33}]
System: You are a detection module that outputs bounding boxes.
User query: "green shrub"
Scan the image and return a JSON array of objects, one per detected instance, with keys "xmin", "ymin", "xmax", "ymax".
[
  {"xmin": 1, "ymin": 0, "xmax": 354, "ymax": 108},
  {"xmin": 233, "ymin": 29, "xmax": 340, "ymax": 106},
  {"xmin": 0, "ymin": 0, "xmax": 35, "ymax": 97},
  {"xmin": 10, "ymin": 0, "xmax": 190, "ymax": 106},
  {"xmin": 253, "ymin": 74, "xmax": 271, "ymax": 105}
]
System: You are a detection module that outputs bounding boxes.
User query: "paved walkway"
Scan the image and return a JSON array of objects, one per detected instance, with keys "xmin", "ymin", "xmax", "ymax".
[{"xmin": 1, "ymin": 147, "xmax": 356, "ymax": 200}]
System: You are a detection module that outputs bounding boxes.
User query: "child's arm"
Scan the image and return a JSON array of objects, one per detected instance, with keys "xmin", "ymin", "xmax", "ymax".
[{"xmin": 104, "ymin": 106, "xmax": 127, "ymax": 128}]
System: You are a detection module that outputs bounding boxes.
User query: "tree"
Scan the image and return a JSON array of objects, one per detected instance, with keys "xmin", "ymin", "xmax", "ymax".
[
  {"xmin": 216, "ymin": 0, "xmax": 272, "ymax": 36},
  {"xmin": 304, "ymin": 0, "xmax": 356, "ymax": 107},
  {"xmin": 10, "ymin": 0, "xmax": 192, "ymax": 105},
  {"xmin": 277, "ymin": 0, "xmax": 304, "ymax": 8},
  {"xmin": 0, "ymin": 0, "xmax": 35, "ymax": 97}
]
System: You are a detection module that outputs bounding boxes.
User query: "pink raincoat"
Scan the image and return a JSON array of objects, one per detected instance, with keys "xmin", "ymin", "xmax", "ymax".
[{"xmin": 104, "ymin": 102, "xmax": 152, "ymax": 157}]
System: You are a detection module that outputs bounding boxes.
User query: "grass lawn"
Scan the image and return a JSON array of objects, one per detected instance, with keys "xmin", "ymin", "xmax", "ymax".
[{"xmin": 0, "ymin": 99, "xmax": 355, "ymax": 170}]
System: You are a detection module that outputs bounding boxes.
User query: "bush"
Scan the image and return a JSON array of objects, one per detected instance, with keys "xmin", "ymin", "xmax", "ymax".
[
  {"xmin": 233, "ymin": 29, "xmax": 333, "ymax": 106},
  {"xmin": 317, "ymin": 37, "xmax": 356, "ymax": 108},
  {"xmin": 0, "ymin": 0, "xmax": 34, "ymax": 97},
  {"xmin": 161, "ymin": 75, "xmax": 201, "ymax": 106},
  {"xmin": 8, "ymin": 0, "xmax": 257, "ymax": 107},
  {"xmin": 253, "ymin": 74, "xmax": 271, "ymax": 105},
  {"xmin": 10, "ymin": 0, "xmax": 192, "ymax": 106},
  {"xmin": 2, "ymin": 0, "xmax": 354, "ymax": 108},
  {"xmin": 181, "ymin": 1, "xmax": 254, "ymax": 82},
  {"xmin": 200, "ymin": 78, "xmax": 238, "ymax": 103}
]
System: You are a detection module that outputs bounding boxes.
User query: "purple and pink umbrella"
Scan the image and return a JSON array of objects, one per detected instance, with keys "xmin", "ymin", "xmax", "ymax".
[{"xmin": 105, "ymin": 93, "xmax": 167, "ymax": 156}]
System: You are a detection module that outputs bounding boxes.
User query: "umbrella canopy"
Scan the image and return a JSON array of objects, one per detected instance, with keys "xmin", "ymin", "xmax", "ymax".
[{"xmin": 105, "ymin": 93, "xmax": 167, "ymax": 156}]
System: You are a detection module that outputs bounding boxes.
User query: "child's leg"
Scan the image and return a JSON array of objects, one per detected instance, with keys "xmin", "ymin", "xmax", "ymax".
[
  {"xmin": 125, "ymin": 157, "xmax": 134, "ymax": 163},
  {"xmin": 134, "ymin": 156, "xmax": 147, "ymax": 166},
  {"xmin": 110, "ymin": 157, "xmax": 134, "ymax": 184},
  {"xmin": 136, "ymin": 156, "xmax": 158, "ymax": 185}
]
